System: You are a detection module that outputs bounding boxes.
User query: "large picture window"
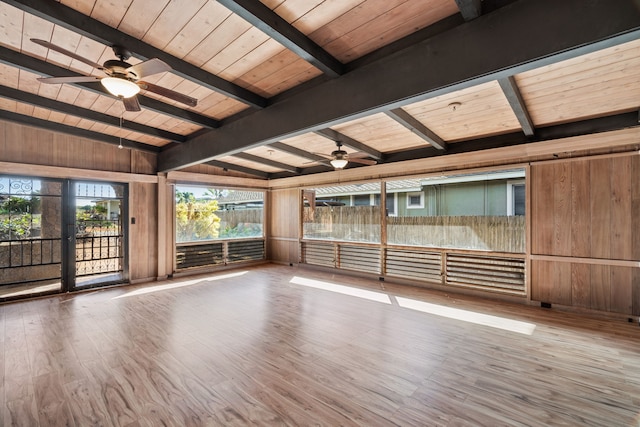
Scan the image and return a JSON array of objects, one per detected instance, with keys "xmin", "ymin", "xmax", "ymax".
[
  {"xmin": 175, "ymin": 186, "xmax": 264, "ymax": 243},
  {"xmin": 386, "ymin": 170, "xmax": 526, "ymax": 252},
  {"xmin": 303, "ymin": 183, "xmax": 381, "ymax": 243}
]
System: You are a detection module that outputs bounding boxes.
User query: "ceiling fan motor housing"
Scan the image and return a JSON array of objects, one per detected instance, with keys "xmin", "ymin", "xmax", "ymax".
[
  {"xmin": 331, "ymin": 149, "xmax": 348, "ymax": 160},
  {"xmin": 103, "ymin": 60, "xmax": 137, "ymax": 80}
]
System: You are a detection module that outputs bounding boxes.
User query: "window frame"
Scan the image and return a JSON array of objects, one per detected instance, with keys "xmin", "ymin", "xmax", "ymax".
[
  {"xmin": 406, "ymin": 191, "xmax": 425, "ymax": 209},
  {"xmin": 507, "ymin": 180, "xmax": 525, "ymax": 216}
]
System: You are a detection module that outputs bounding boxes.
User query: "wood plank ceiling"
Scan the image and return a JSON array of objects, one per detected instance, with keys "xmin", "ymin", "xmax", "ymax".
[{"xmin": 0, "ymin": 0, "xmax": 639, "ymax": 178}]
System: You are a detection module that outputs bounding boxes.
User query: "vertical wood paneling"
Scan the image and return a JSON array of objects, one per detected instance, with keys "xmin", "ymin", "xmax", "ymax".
[
  {"xmin": 609, "ymin": 156, "xmax": 632, "ymax": 260},
  {"xmin": 570, "ymin": 160, "xmax": 590, "ymax": 257},
  {"xmin": 590, "ymin": 264, "xmax": 610, "ymax": 312},
  {"xmin": 610, "ymin": 266, "xmax": 633, "ymax": 314},
  {"xmin": 531, "ymin": 154, "xmax": 637, "ymax": 315},
  {"xmin": 129, "ymin": 182, "xmax": 158, "ymax": 282},
  {"xmin": 267, "ymin": 188, "xmax": 300, "ymax": 263},
  {"xmin": 633, "ymin": 268, "xmax": 640, "ymax": 316},
  {"xmin": 531, "ymin": 163, "xmax": 555, "ymax": 254},
  {"xmin": 633, "ymin": 156, "xmax": 640, "ymax": 316},
  {"xmin": 552, "ymin": 261, "xmax": 572, "ymax": 305},
  {"xmin": 0, "ymin": 120, "xmax": 144, "ymax": 174},
  {"xmin": 131, "ymin": 151, "xmax": 157, "ymax": 175},
  {"xmin": 571, "ymin": 263, "xmax": 590, "ymax": 308},
  {"xmin": 531, "ymin": 260, "xmax": 552, "ymax": 302},
  {"xmin": 553, "ymin": 162, "xmax": 571, "ymax": 256},
  {"xmin": 590, "ymin": 159, "xmax": 611, "ymax": 259}
]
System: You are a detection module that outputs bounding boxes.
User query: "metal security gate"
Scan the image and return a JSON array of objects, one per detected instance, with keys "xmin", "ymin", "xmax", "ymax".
[
  {"xmin": 67, "ymin": 181, "xmax": 128, "ymax": 290},
  {"xmin": 0, "ymin": 177, "xmax": 129, "ymax": 299},
  {"xmin": 0, "ymin": 176, "xmax": 63, "ymax": 299}
]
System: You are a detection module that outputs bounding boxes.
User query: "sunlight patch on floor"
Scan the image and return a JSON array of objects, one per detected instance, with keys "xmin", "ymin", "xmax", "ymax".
[
  {"xmin": 290, "ymin": 275, "xmax": 536, "ymax": 335},
  {"xmin": 113, "ymin": 271, "xmax": 249, "ymax": 299},
  {"xmin": 396, "ymin": 297, "xmax": 536, "ymax": 335},
  {"xmin": 290, "ymin": 276, "xmax": 392, "ymax": 304},
  {"xmin": 0, "ymin": 282, "xmax": 61, "ymax": 299}
]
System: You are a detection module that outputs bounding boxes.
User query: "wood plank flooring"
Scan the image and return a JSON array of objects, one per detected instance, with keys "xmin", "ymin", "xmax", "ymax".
[{"xmin": 1, "ymin": 263, "xmax": 640, "ymax": 426}]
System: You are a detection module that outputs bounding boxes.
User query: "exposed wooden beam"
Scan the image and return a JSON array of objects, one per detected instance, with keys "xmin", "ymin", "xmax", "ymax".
[
  {"xmin": 159, "ymin": 0, "xmax": 640, "ymax": 171},
  {"xmin": 455, "ymin": 0, "xmax": 483, "ymax": 20},
  {"xmin": 0, "ymin": 110, "xmax": 160, "ymax": 153},
  {"xmin": 383, "ymin": 111, "xmax": 640, "ymax": 164},
  {"xmin": 314, "ymin": 129, "xmax": 382, "ymax": 160},
  {"xmin": 0, "ymin": 46, "xmax": 218, "ymax": 129},
  {"xmin": 268, "ymin": 142, "xmax": 330, "ymax": 164},
  {"xmin": 4, "ymin": 0, "xmax": 267, "ymax": 108},
  {"xmin": 498, "ymin": 76, "xmax": 535, "ymax": 136},
  {"xmin": 233, "ymin": 153, "xmax": 300, "ymax": 174},
  {"xmin": 0, "ymin": 85, "xmax": 186, "ymax": 142},
  {"xmin": 385, "ymin": 108, "xmax": 447, "ymax": 150},
  {"xmin": 205, "ymin": 160, "xmax": 270, "ymax": 178},
  {"xmin": 217, "ymin": 0, "xmax": 344, "ymax": 77}
]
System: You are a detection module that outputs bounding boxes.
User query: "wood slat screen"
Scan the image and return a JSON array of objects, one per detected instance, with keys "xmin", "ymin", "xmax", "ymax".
[
  {"xmin": 386, "ymin": 248, "xmax": 442, "ymax": 282},
  {"xmin": 446, "ymin": 253, "xmax": 525, "ymax": 292},
  {"xmin": 228, "ymin": 239, "xmax": 265, "ymax": 263},
  {"xmin": 339, "ymin": 245, "xmax": 381, "ymax": 274},
  {"xmin": 301, "ymin": 242, "xmax": 335, "ymax": 267},
  {"xmin": 176, "ymin": 242, "xmax": 224, "ymax": 270}
]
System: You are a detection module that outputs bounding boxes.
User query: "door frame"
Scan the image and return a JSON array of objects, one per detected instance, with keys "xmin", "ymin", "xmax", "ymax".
[{"xmin": 62, "ymin": 179, "xmax": 129, "ymax": 292}]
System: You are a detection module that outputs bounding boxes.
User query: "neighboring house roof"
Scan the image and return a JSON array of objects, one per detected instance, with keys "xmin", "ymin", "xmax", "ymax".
[
  {"xmin": 213, "ymin": 191, "xmax": 264, "ymax": 205},
  {"xmin": 310, "ymin": 170, "xmax": 525, "ymax": 197},
  {"xmin": 314, "ymin": 180, "xmax": 422, "ymax": 197}
]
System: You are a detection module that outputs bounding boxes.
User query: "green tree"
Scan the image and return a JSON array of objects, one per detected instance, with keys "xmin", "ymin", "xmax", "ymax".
[
  {"xmin": 1, "ymin": 196, "xmax": 33, "ymax": 214},
  {"xmin": 176, "ymin": 192, "xmax": 221, "ymax": 241}
]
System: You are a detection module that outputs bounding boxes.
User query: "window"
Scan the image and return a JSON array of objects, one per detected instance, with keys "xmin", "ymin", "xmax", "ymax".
[
  {"xmin": 303, "ymin": 183, "xmax": 380, "ymax": 243},
  {"xmin": 507, "ymin": 180, "xmax": 525, "ymax": 216},
  {"xmin": 175, "ymin": 186, "xmax": 264, "ymax": 242},
  {"xmin": 386, "ymin": 170, "xmax": 525, "ymax": 252},
  {"xmin": 386, "ymin": 193, "xmax": 397, "ymax": 216},
  {"xmin": 353, "ymin": 194, "xmax": 372, "ymax": 206},
  {"xmin": 407, "ymin": 192, "xmax": 424, "ymax": 209}
]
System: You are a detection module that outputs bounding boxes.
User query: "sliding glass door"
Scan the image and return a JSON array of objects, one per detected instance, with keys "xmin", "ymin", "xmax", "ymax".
[{"xmin": 0, "ymin": 176, "xmax": 128, "ymax": 301}]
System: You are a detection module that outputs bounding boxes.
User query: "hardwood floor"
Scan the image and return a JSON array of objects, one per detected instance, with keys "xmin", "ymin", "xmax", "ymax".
[{"xmin": 1, "ymin": 263, "xmax": 639, "ymax": 426}]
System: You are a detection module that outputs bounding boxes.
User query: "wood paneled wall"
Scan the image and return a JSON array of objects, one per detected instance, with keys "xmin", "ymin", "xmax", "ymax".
[
  {"xmin": 0, "ymin": 119, "xmax": 156, "ymax": 173},
  {"xmin": 1, "ymin": 120, "xmax": 160, "ymax": 283},
  {"xmin": 129, "ymin": 182, "xmax": 159, "ymax": 283},
  {"xmin": 530, "ymin": 154, "xmax": 640, "ymax": 315},
  {"xmin": 267, "ymin": 188, "xmax": 300, "ymax": 264}
]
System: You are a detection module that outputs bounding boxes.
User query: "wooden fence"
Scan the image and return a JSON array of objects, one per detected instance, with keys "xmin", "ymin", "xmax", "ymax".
[
  {"xmin": 216, "ymin": 209, "xmax": 263, "ymax": 228},
  {"xmin": 303, "ymin": 206, "xmax": 381, "ymax": 242},
  {"xmin": 303, "ymin": 206, "xmax": 525, "ymax": 252},
  {"xmin": 388, "ymin": 215, "xmax": 525, "ymax": 252}
]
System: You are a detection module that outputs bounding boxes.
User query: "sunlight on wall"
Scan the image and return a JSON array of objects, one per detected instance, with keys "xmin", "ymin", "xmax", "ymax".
[
  {"xmin": 112, "ymin": 271, "xmax": 248, "ymax": 299},
  {"xmin": 290, "ymin": 275, "xmax": 536, "ymax": 335}
]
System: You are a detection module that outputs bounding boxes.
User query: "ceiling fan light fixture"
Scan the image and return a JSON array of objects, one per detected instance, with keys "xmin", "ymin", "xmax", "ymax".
[
  {"xmin": 101, "ymin": 77, "xmax": 140, "ymax": 98},
  {"xmin": 330, "ymin": 158, "xmax": 348, "ymax": 169}
]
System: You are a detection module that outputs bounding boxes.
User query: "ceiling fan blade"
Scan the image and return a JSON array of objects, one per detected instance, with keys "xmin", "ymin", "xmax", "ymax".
[
  {"xmin": 349, "ymin": 152, "xmax": 372, "ymax": 159},
  {"xmin": 37, "ymin": 76, "xmax": 101, "ymax": 84},
  {"xmin": 311, "ymin": 152, "xmax": 333, "ymax": 160},
  {"xmin": 348, "ymin": 158, "xmax": 377, "ymax": 166},
  {"xmin": 126, "ymin": 59, "xmax": 171, "ymax": 79},
  {"xmin": 31, "ymin": 39, "xmax": 104, "ymax": 70},
  {"xmin": 122, "ymin": 95, "xmax": 141, "ymax": 112},
  {"xmin": 137, "ymin": 81, "xmax": 197, "ymax": 107},
  {"xmin": 303, "ymin": 159, "xmax": 332, "ymax": 167}
]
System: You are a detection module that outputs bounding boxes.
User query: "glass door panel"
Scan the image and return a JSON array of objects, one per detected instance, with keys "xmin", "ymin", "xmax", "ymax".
[
  {"xmin": 71, "ymin": 181, "xmax": 127, "ymax": 289},
  {"xmin": 0, "ymin": 176, "xmax": 63, "ymax": 300}
]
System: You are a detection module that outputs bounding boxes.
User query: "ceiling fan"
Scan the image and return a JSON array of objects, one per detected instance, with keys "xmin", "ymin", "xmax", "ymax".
[
  {"xmin": 313, "ymin": 141, "xmax": 377, "ymax": 170},
  {"xmin": 31, "ymin": 39, "xmax": 198, "ymax": 112}
]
